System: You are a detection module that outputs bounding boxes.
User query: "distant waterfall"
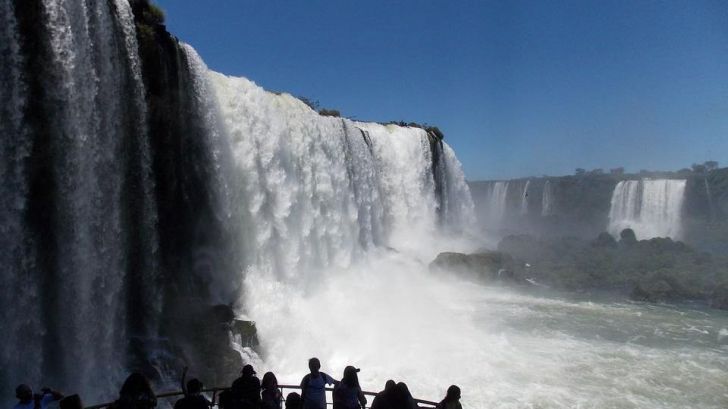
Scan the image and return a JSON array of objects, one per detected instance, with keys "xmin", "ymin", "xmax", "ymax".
[
  {"xmin": 704, "ymin": 177, "xmax": 716, "ymax": 221},
  {"xmin": 608, "ymin": 179, "xmax": 687, "ymax": 239},
  {"xmin": 520, "ymin": 180, "xmax": 530, "ymax": 215},
  {"xmin": 487, "ymin": 181, "xmax": 509, "ymax": 224},
  {"xmin": 541, "ymin": 180, "xmax": 554, "ymax": 216}
]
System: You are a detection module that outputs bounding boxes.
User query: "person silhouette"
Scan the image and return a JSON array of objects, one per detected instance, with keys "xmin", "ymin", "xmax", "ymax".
[
  {"xmin": 435, "ymin": 386, "xmax": 461, "ymax": 409},
  {"xmin": 392, "ymin": 383, "xmax": 416, "ymax": 409},
  {"xmin": 110, "ymin": 373, "xmax": 157, "ymax": 409},
  {"xmin": 370, "ymin": 380, "xmax": 396, "ymax": 409},
  {"xmin": 231, "ymin": 364, "xmax": 261, "ymax": 409},
  {"xmin": 284, "ymin": 393, "xmax": 302, "ymax": 409},
  {"xmin": 14, "ymin": 385, "xmax": 63, "ymax": 409},
  {"xmin": 59, "ymin": 394, "xmax": 82, "ymax": 409},
  {"xmin": 174, "ymin": 379, "xmax": 211, "ymax": 409},
  {"xmin": 332, "ymin": 366, "xmax": 366, "ymax": 409},
  {"xmin": 300, "ymin": 358, "xmax": 338, "ymax": 409},
  {"xmin": 261, "ymin": 372, "xmax": 283, "ymax": 409}
]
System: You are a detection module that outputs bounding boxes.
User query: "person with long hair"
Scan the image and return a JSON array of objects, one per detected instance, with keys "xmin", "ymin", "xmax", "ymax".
[
  {"xmin": 370, "ymin": 380, "xmax": 396, "ymax": 409},
  {"xmin": 110, "ymin": 373, "xmax": 157, "ymax": 409},
  {"xmin": 332, "ymin": 366, "xmax": 366, "ymax": 409},
  {"xmin": 392, "ymin": 383, "xmax": 416, "ymax": 409},
  {"xmin": 261, "ymin": 372, "xmax": 283, "ymax": 409}
]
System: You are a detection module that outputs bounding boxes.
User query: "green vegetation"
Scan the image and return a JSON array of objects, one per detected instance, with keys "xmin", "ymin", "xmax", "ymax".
[
  {"xmin": 294, "ymin": 96, "xmax": 342, "ymax": 118},
  {"xmin": 318, "ymin": 108, "xmax": 341, "ymax": 117},
  {"xmin": 297, "ymin": 96, "xmax": 320, "ymax": 110},
  {"xmin": 574, "ymin": 160, "xmax": 721, "ymax": 178},
  {"xmin": 131, "ymin": 1, "xmax": 168, "ymax": 54},
  {"xmin": 383, "ymin": 121, "xmax": 445, "ymax": 140},
  {"xmin": 143, "ymin": 3, "xmax": 165, "ymax": 25}
]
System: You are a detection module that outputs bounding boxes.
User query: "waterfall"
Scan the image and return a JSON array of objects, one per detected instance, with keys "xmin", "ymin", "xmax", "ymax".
[
  {"xmin": 2, "ymin": 0, "xmax": 476, "ymax": 403},
  {"xmin": 607, "ymin": 179, "xmax": 686, "ymax": 239},
  {"xmin": 487, "ymin": 181, "xmax": 509, "ymax": 225},
  {"xmin": 203, "ymin": 70, "xmax": 477, "ymax": 397},
  {"xmin": 206, "ymin": 71, "xmax": 474, "ymax": 273},
  {"xmin": 1, "ymin": 0, "xmax": 160, "ymax": 399},
  {"xmin": 520, "ymin": 180, "xmax": 530, "ymax": 215},
  {"xmin": 704, "ymin": 177, "xmax": 716, "ymax": 221},
  {"xmin": 541, "ymin": 180, "xmax": 553, "ymax": 216}
]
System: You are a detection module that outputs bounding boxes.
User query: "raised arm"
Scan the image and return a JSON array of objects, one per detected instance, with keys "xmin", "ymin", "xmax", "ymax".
[{"xmin": 181, "ymin": 367, "xmax": 189, "ymax": 396}]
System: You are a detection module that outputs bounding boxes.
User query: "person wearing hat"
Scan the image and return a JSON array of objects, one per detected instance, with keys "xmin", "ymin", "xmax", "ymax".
[
  {"xmin": 14, "ymin": 385, "xmax": 63, "ymax": 409},
  {"xmin": 231, "ymin": 364, "xmax": 261, "ymax": 409},
  {"xmin": 300, "ymin": 358, "xmax": 338, "ymax": 409},
  {"xmin": 332, "ymin": 366, "xmax": 366, "ymax": 409},
  {"xmin": 174, "ymin": 379, "xmax": 212, "ymax": 409}
]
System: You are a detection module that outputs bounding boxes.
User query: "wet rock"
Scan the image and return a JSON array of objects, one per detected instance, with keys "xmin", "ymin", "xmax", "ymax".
[
  {"xmin": 630, "ymin": 279, "xmax": 675, "ymax": 302},
  {"xmin": 430, "ymin": 251, "xmax": 515, "ymax": 281},
  {"xmin": 710, "ymin": 283, "xmax": 728, "ymax": 310}
]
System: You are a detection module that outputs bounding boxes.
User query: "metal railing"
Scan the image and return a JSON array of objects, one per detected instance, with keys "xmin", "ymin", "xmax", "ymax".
[{"xmin": 86, "ymin": 384, "xmax": 438, "ymax": 409}]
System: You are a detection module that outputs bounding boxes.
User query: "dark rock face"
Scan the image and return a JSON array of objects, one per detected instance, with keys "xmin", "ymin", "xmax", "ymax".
[
  {"xmin": 492, "ymin": 231, "xmax": 728, "ymax": 309},
  {"xmin": 710, "ymin": 284, "xmax": 728, "ymax": 310},
  {"xmin": 619, "ymin": 228, "xmax": 637, "ymax": 245},
  {"xmin": 430, "ymin": 251, "xmax": 516, "ymax": 282},
  {"xmin": 592, "ymin": 232, "xmax": 618, "ymax": 248},
  {"xmin": 630, "ymin": 279, "xmax": 675, "ymax": 303},
  {"xmin": 128, "ymin": 0, "xmax": 248, "ymax": 382}
]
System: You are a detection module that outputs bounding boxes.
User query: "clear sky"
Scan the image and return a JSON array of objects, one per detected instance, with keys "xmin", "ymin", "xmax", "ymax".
[{"xmin": 154, "ymin": 0, "xmax": 728, "ymax": 180}]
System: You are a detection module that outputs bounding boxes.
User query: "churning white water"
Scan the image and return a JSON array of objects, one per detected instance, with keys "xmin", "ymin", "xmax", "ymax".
[
  {"xmin": 200, "ymin": 65, "xmax": 490, "ymax": 400},
  {"xmin": 197, "ymin": 67, "xmax": 728, "ymax": 409},
  {"xmin": 243, "ymin": 254, "xmax": 728, "ymax": 409},
  {"xmin": 608, "ymin": 179, "xmax": 686, "ymax": 239}
]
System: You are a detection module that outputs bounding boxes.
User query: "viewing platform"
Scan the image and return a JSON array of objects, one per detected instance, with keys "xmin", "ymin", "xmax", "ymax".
[{"xmin": 85, "ymin": 384, "xmax": 439, "ymax": 409}]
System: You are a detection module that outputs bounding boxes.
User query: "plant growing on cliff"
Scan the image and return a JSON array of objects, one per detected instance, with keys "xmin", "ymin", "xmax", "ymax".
[
  {"xmin": 297, "ymin": 96, "xmax": 319, "ymax": 110},
  {"xmin": 319, "ymin": 108, "xmax": 341, "ymax": 117},
  {"xmin": 426, "ymin": 126, "xmax": 444, "ymax": 140},
  {"xmin": 143, "ymin": 4, "xmax": 165, "ymax": 25}
]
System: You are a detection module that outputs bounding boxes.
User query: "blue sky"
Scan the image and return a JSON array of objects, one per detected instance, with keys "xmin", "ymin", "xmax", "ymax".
[{"xmin": 155, "ymin": 0, "xmax": 728, "ymax": 180}]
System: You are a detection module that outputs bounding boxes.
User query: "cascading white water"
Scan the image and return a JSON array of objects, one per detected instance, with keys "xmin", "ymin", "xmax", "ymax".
[
  {"xmin": 200, "ymin": 69, "xmax": 480, "ymax": 400},
  {"xmin": 608, "ymin": 179, "xmax": 686, "ymax": 239},
  {"xmin": 541, "ymin": 180, "xmax": 553, "ymax": 216},
  {"xmin": 487, "ymin": 181, "xmax": 509, "ymax": 225},
  {"xmin": 0, "ymin": 0, "xmax": 159, "ymax": 399},
  {"xmin": 519, "ymin": 180, "xmax": 530, "ymax": 215},
  {"xmin": 704, "ymin": 177, "xmax": 716, "ymax": 221},
  {"xmin": 0, "ymin": 0, "xmax": 37, "ymax": 390}
]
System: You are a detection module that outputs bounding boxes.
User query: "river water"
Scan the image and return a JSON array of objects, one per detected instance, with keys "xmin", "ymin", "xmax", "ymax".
[{"xmin": 246, "ymin": 251, "xmax": 728, "ymax": 409}]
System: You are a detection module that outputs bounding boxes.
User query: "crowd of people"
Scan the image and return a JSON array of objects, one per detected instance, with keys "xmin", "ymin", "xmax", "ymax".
[{"xmin": 12, "ymin": 358, "xmax": 462, "ymax": 409}]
